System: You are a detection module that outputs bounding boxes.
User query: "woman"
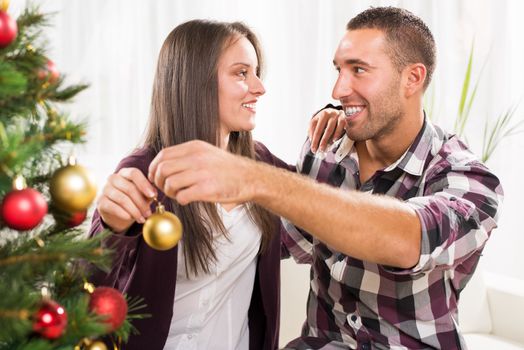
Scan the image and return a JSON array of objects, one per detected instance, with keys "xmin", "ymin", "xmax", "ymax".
[{"xmin": 89, "ymin": 20, "xmax": 291, "ymax": 350}]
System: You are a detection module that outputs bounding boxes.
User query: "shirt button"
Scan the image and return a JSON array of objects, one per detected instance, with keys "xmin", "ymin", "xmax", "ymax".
[
  {"xmin": 187, "ymin": 334, "xmax": 193, "ymax": 339},
  {"xmin": 360, "ymin": 343, "xmax": 370, "ymax": 350},
  {"xmin": 351, "ymin": 315, "xmax": 357, "ymax": 322}
]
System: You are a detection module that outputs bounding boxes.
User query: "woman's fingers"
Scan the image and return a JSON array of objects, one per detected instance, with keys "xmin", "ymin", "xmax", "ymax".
[
  {"xmin": 103, "ymin": 183, "xmax": 146, "ymax": 223},
  {"xmin": 97, "ymin": 168, "xmax": 157, "ymax": 232},
  {"xmin": 309, "ymin": 108, "xmax": 342, "ymax": 153},
  {"xmin": 317, "ymin": 116, "xmax": 338, "ymax": 152}
]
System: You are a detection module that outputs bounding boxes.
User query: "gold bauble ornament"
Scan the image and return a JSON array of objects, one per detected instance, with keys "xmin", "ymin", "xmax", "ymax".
[
  {"xmin": 142, "ymin": 201, "xmax": 183, "ymax": 251},
  {"xmin": 50, "ymin": 157, "xmax": 97, "ymax": 212},
  {"xmin": 85, "ymin": 340, "xmax": 108, "ymax": 350},
  {"xmin": 0, "ymin": 0, "xmax": 9, "ymax": 11}
]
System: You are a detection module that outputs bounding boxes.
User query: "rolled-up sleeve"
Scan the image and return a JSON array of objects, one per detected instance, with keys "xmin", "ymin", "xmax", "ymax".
[
  {"xmin": 281, "ymin": 218, "xmax": 314, "ymax": 263},
  {"xmin": 393, "ymin": 162, "xmax": 503, "ymax": 274}
]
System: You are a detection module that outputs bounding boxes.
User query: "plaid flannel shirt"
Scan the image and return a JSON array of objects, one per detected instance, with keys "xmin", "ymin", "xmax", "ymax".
[{"xmin": 281, "ymin": 118, "xmax": 503, "ymax": 350}]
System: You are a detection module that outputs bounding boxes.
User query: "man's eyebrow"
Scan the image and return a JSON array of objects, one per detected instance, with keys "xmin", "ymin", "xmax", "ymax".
[{"xmin": 333, "ymin": 58, "xmax": 373, "ymax": 67}]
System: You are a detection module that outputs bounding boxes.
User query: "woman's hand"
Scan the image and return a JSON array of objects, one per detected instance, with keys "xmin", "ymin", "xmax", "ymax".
[
  {"xmin": 308, "ymin": 108, "xmax": 346, "ymax": 153},
  {"xmin": 97, "ymin": 167, "xmax": 157, "ymax": 233}
]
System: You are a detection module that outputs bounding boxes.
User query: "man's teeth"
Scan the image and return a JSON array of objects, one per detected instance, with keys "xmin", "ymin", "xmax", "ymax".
[
  {"xmin": 242, "ymin": 103, "xmax": 256, "ymax": 109},
  {"xmin": 344, "ymin": 106, "xmax": 364, "ymax": 116}
]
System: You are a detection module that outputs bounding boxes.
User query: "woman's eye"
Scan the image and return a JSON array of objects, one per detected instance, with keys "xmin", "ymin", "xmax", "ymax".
[{"xmin": 238, "ymin": 70, "xmax": 247, "ymax": 78}]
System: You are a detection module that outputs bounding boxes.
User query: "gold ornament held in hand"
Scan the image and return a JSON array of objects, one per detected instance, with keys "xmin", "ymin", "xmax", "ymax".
[
  {"xmin": 50, "ymin": 157, "xmax": 97, "ymax": 212},
  {"xmin": 142, "ymin": 201, "xmax": 183, "ymax": 251}
]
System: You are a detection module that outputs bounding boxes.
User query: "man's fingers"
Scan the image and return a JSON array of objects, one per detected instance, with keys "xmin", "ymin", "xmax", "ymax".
[
  {"xmin": 148, "ymin": 140, "xmax": 206, "ymax": 181},
  {"xmin": 175, "ymin": 182, "xmax": 212, "ymax": 206},
  {"xmin": 152, "ymin": 158, "xmax": 195, "ymax": 193},
  {"xmin": 162, "ymin": 170, "xmax": 202, "ymax": 200}
]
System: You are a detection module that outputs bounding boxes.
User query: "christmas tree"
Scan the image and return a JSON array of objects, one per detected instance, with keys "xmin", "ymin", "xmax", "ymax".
[{"xmin": 0, "ymin": 3, "xmax": 143, "ymax": 349}]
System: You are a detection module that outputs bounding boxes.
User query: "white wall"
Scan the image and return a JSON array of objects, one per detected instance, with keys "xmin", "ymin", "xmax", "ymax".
[{"xmin": 9, "ymin": 0, "xmax": 524, "ymax": 337}]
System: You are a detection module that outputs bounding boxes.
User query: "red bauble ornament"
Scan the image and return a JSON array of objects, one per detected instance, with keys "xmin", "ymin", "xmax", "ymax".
[
  {"xmin": 1, "ymin": 188, "xmax": 48, "ymax": 230},
  {"xmin": 53, "ymin": 208, "xmax": 87, "ymax": 228},
  {"xmin": 37, "ymin": 59, "xmax": 60, "ymax": 83},
  {"xmin": 89, "ymin": 287, "xmax": 127, "ymax": 331},
  {"xmin": 0, "ymin": 10, "xmax": 17, "ymax": 48},
  {"xmin": 33, "ymin": 300, "xmax": 68, "ymax": 339},
  {"xmin": 65, "ymin": 210, "xmax": 87, "ymax": 227}
]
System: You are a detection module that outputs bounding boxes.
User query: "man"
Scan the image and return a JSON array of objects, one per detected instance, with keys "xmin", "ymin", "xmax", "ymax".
[{"xmin": 148, "ymin": 7, "xmax": 503, "ymax": 349}]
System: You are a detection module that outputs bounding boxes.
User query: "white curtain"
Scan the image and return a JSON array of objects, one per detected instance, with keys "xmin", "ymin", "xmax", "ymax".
[{"xmin": 9, "ymin": 0, "xmax": 524, "ymax": 279}]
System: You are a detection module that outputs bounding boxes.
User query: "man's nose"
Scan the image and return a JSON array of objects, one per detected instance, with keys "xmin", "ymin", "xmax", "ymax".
[{"xmin": 332, "ymin": 72, "xmax": 353, "ymax": 100}]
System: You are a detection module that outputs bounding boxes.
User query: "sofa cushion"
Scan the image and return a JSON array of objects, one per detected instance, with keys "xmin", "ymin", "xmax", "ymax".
[
  {"xmin": 458, "ymin": 269, "xmax": 492, "ymax": 334},
  {"xmin": 464, "ymin": 333, "xmax": 524, "ymax": 350}
]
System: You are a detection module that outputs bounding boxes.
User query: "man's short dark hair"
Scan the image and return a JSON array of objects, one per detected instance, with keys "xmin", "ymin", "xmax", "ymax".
[{"xmin": 347, "ymin": 7, "xmax": 436, "ymax": 90}]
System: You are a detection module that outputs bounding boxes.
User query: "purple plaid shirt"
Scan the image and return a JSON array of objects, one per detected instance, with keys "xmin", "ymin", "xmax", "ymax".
[{"xmin": 281, "ymin": 119, "xmax": 503, "ymax": 350}]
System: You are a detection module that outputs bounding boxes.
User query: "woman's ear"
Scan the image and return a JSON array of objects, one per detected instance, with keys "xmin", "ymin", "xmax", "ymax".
[{"xmin": 403, "ymin": 63, "xmax": 427, "ymax": 97}]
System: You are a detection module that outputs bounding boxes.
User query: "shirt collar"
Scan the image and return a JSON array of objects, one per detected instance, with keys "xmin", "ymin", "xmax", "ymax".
[{"xmin": 384, "ymin": 116, "xmax": 438, "ymax": 176}]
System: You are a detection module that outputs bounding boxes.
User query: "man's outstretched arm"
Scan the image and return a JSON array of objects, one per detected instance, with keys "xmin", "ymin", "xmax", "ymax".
[{"xmin": 148, "ymin": 140, "xmax": 421, "ymax": 269}]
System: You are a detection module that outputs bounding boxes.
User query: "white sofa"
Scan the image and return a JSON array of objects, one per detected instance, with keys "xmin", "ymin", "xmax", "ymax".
[
  {"xmin": 280, "ymin": 260, "xmax": 524, "ymax": 349},
  {"xmin": 459, "ymin": 268, "xmax": 524, "ymax": 349}
]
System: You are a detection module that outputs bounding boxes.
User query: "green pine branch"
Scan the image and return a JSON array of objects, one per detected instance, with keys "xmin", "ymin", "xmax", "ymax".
[{"xmin": 0, "ymin": 4, "xmax": 148, "ymax": 348}]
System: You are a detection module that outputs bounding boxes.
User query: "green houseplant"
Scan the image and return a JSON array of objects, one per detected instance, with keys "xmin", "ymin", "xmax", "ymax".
[{"xmin": 427, "ymin": 43, "xmax": 523, "ymax": 163}]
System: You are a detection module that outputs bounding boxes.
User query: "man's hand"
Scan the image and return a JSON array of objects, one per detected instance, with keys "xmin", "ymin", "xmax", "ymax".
[
  {"xmin": 308, "ymin": 108, "xmax": 346, "ymax": 153},
  {"xmin": 148, "ymin": 140, "xmax": 257, "ymax": 205},
  {"xmin": 97, "ymin": 167, "xmax": 157, "ymax": 232}
]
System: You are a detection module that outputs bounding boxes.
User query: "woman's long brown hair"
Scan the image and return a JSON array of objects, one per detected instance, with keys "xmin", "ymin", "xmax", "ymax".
[{"xmin": 142, "ymin": 20, "xmax": 275, "ymax": 276}]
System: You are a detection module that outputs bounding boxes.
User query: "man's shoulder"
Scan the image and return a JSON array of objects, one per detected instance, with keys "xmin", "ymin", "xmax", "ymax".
[
  {"xmin": 423, "ymin": 124, "xmax": 501, "ymax": 195},
  {"xmin": 428, "ymin": 123, "xmax": 485, "ymax": 170}
]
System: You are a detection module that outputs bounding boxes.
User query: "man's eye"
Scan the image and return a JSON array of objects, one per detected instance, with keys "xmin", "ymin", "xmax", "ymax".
[{"xmin": 354, "ymin": 67, "xmax": 365, "ymax": 74}]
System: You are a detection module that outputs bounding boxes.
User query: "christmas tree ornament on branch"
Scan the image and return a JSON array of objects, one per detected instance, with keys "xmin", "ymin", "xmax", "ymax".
[
  {"xmin": 32, "ymin": 298, "xmax": 68, "ymax": 339},
  {"xmin": 0, "ymin": 0, "xmax": 10, "ymax": 12},
  {"xmin": 52, "ymin": 207, "xmax": 87, "ymax": 228},
  {"xmin": 0, "ymin": 3, "xmax": 17, "ymax": 49},
  {"xmin": 0, "ymin": 5, "xmax": 146, "ymax": 348},
  {"xmin": 0, "ymin": 174, "xmax": 47, "ymax": 230},
  {"xmin": 87, "ymin": 285, "xmax": 128, "ymax": 332},
  {"xmin": 37, "ymin": 59, "xmax": 60, "ymax": 84},
  {"xmin": 50, "ymin": 155, "xmax": 97, "ymax": 213}
]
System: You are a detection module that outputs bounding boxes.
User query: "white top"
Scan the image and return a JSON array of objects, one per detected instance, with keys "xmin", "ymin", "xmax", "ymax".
[{"xmin": 163, "ymin": 204, "xmax": 262, "ymax": 350}]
